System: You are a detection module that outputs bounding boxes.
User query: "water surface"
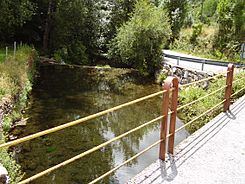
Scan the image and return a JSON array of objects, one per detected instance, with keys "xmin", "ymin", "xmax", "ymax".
[{"xmin": 14, "ymin": 65, "xmax": 189, "ymax": 183}]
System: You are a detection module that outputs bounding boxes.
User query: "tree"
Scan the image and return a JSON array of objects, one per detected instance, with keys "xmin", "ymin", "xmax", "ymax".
[
  {"xmin": 43, "ymin": 0, "xmax": 55, "ymax": 53},
  {"xmin": 215, "ymin": 0, "xmax": 245, "ymax": 58},
  {"xmin": 0, "ymin": 0, "xmax": 35, "ymax": 42},
  {"xmin": 162, "ymin": 0, "xmax": 188, "ymax": 42},
  {"xmin": 108, "ymin": 0, "xmax": 171, "ymax": 75},
  {"xmin": 98, "ymin": 0, "xmax": 137, "ymax": 52},
  {"xmin": 49, "ymin": 0, "xmax": 100, "ymax": 64}
]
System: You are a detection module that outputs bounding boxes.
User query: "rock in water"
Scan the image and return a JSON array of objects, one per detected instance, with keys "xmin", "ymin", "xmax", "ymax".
[{"xmin": 0, "ymin": 164, "xmax": 8, "ymax": 184}]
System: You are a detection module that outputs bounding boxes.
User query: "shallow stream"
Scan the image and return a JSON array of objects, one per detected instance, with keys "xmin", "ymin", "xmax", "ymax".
[{"xmin": 14, "ymin": 64, "xmax": 189, "ymax": 183}]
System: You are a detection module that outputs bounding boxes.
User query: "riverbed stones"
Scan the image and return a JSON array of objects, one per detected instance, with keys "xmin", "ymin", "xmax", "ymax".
[{"xmin": 0, "ymin": 164, "xmax": 8, "ymax": 184}]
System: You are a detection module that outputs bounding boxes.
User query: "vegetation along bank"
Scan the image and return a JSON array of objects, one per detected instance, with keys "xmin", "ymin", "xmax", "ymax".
[
  {"xmin": 178, "ymin": 70, "xmax": 245, "ymax": 133},
  {"xmin": 0, "ymin": 45, "xmax": 38, "ymax": 183}
]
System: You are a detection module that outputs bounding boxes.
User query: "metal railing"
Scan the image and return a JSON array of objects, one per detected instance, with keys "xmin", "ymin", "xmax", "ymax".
[
  {"xmin": 0, "ymin": 64, "xmax": 245, "ymax": 184},
  {"xmin": 164, "ymin": 53, "xmax": 245, "ymax": 70}
]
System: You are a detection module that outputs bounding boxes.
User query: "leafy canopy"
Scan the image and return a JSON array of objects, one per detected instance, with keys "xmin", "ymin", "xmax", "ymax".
[{"xmin": 109, "ymin": 0, "xmax": 170, "ymax": 75}]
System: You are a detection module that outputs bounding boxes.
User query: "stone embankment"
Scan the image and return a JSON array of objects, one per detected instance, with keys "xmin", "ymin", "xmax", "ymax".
[
  {"xmin": 0, "ymin": 98, "xmax": 13, "ymax": 127},
  {"xmin": 157, "ymin": 64, "xmax": 214, "ymax": 88}
]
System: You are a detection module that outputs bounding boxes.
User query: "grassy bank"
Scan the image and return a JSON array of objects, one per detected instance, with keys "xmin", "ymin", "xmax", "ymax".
[
  {"xmin": 178, "ymin": 71, "xmax": 245, "ymax": 133},
  {"xmin": 171, "ymin": 25, "xmax": 241, "ymax": 63},
  {"xmin": 0, "ymin": 45, "xmax": 38, "ymax": 183},
  {"xmin": 0, "ymin": 49, "xmax": 5, "ymax": 63}
]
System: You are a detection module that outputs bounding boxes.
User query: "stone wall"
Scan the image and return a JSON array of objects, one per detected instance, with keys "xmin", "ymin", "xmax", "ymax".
[{"xmin": 157, "ymin": 64, "xmax": 214, "ymax": 89}]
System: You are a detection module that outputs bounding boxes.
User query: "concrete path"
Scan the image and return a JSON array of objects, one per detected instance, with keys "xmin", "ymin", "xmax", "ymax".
[
  {"xmin": 163, "ymin": 50, "xmax": 228, "ymax": 74},
  {"xmin": 128, "ymin": 95, "xmax": 245, "ymax": 184}
]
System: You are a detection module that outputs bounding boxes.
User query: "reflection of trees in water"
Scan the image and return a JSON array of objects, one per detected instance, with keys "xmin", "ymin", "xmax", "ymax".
[
  {"xmin": 98, "ymin": 95, "xmax": 161, "ymax": 167},
  {"xmin": 16, "ymin": 65, "xmax": 161, "ymax": 183}
]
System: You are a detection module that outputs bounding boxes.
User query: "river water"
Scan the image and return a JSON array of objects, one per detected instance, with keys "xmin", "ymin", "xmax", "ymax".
[{"xmin": 14, "ymin": 64, "xmax": 189, "ymax": 184}]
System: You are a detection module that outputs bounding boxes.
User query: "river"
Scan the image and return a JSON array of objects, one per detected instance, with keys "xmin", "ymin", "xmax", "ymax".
[{"xmin": 13, "ymin": 64, "xmax": 189, "ymax": 184}]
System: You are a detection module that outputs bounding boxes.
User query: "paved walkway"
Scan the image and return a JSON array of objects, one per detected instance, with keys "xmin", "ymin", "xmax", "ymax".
[{"xmin": 128, "ymin": 95, "xmax": 245, "ymax": 184}]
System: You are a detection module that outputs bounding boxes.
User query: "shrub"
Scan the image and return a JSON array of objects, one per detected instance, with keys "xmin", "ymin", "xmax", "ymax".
[
  {"xmin": 190, "ymin": 23, "xmax": 203, "ymax": 44},
  {"xmin": 0, "ymin": 135, "xmax": 23, "ymax": 183},
  {"xmin": 108, "ymin": 0, "xmax": 171, "ymax": 75},
  {"xmin": 214, "ymin": 0, "xmax": 245, "ymax": 60}
]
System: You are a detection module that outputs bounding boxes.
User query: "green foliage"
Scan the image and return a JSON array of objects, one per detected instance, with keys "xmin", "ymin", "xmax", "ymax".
[
  {"xmin": 179, "ymin": 77, "xmax": 225, "ymax": 133},
  {"xmin": 0, "ymin": 45, "xmax": 36, "ymax": 100},
  {"xmin": 0, "ymin": 146, "xmax": 23, "ymax": 183},
  {"xmin": 50, "ymin": 0, "xmax": 98, "ymax": 64},
  {"xmin": 108, "ymin": 0, "xmax": 171, "ymax": 75},
  {"xmin": 214, "ymin": 0, "xmax": 245, "ymax": 59},
  {"xmin": 190, "ymin": 23, "xmax": 203, "ymax": 44},
  {"xmin": 202, "ymin": 0, "xmax": 218, "ymax": 19},
  {"xmin": 171, "ymin": 26, "xmax": 221, "ymax": 61},
  {"xmin": 0, "ymin": 50, "xmax": 5, "ymax": 63},
  {"xmin": 0, "ymin": 0, "xmax": 35, "ymax": 41},
  {"xmin": 186, "ymin": 0, "xmax": 218, "ymax": 25},
  {"xmin": 179, "ymin": 72, "xmax": 245, "ymax": 133},
  {"xmin": 2, "ymin": 117, "xmax": 12, "ymax": 132},
  {"xmin": 102, "ymin": 0, "xmax": 137, "ymax": 49},
  {"xmin": 156, "ymin": 70, "xmax": 167, "ymax": 84},
  {"xmin": 0, "ymin": 45, "xmax": 37, "ymax": 183},
  {"xmin": 162, "ymin": 0, "xmax": 188, "ymax": 42},
  {"xmin": 232, "ymin": 71, "xmax": 245, "ymax": 99}
]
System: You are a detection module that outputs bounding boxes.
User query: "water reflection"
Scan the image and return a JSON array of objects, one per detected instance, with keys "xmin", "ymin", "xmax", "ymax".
[{"xmin": 14, "ymin": 65, "xmax": 189, "ymax": 183}]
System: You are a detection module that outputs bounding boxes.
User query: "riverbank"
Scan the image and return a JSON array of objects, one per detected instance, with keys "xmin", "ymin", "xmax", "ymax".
[
  {"xmin": 0, "ymin": 45, "xmax": 38, "ymax": 183},
  {"xmin": 178, "ymin": 70, "xmax": 245, "ymax": 133}
]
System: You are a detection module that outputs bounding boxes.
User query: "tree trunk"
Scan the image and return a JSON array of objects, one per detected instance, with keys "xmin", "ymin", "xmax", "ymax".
[{"xmin": 43, "ymin": 0, "xmax": 53, "ymax": 53}]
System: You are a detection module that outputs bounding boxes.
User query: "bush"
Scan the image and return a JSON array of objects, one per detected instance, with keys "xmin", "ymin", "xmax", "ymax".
[
  {"xmin": 0, "ymin": 146, "xmax": 23, "ymax": 183},
  {"xmin": 54, "ymin": 42, "xmax": 88, "ymax": 65},
  {"xmin": 190, "ymin": 23, "xmax": 203, "ymax": 44},
  {"xmin": 108, "ymin": 0, "xmax": 171, "ymax": 75},
  {"xmin": 214, "ymin": 0, "xmax": 245, "ymax": 60}
]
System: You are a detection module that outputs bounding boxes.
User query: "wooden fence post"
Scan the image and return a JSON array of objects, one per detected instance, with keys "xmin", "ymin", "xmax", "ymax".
[
  {"xmin": 5, "ymin": 47, "xmax": 8, "ymax": 58},
  {"xmin": 168, "ymin": 77, "xmax": 179, "ymax": 154},
  {"xmin": 224, "ymin": 64, "xmax": 234, "ymax": 111},
  {"xmin": 159, "ymin": 76, "xmax": 179, "ymax": 160},
  {"xmin": 14, "ymin": 41, "xmax": 16, "ymax": 58}
]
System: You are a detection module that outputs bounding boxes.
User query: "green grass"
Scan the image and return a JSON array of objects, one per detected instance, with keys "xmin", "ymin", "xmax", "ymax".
[
  {"xmin": 178, "ymin": 71, "xmax": 245, "ymax": 133},
  {"xmin": 0, "ymin": 50, "xmax": 5, "ymax": 63},
  {"xmin": 171, "ymin": 26, "xmax": 241, "ymax": 63},
  {"xmin": 0, "ymin": 46, "xmax": 37, "ymax": 100}
]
